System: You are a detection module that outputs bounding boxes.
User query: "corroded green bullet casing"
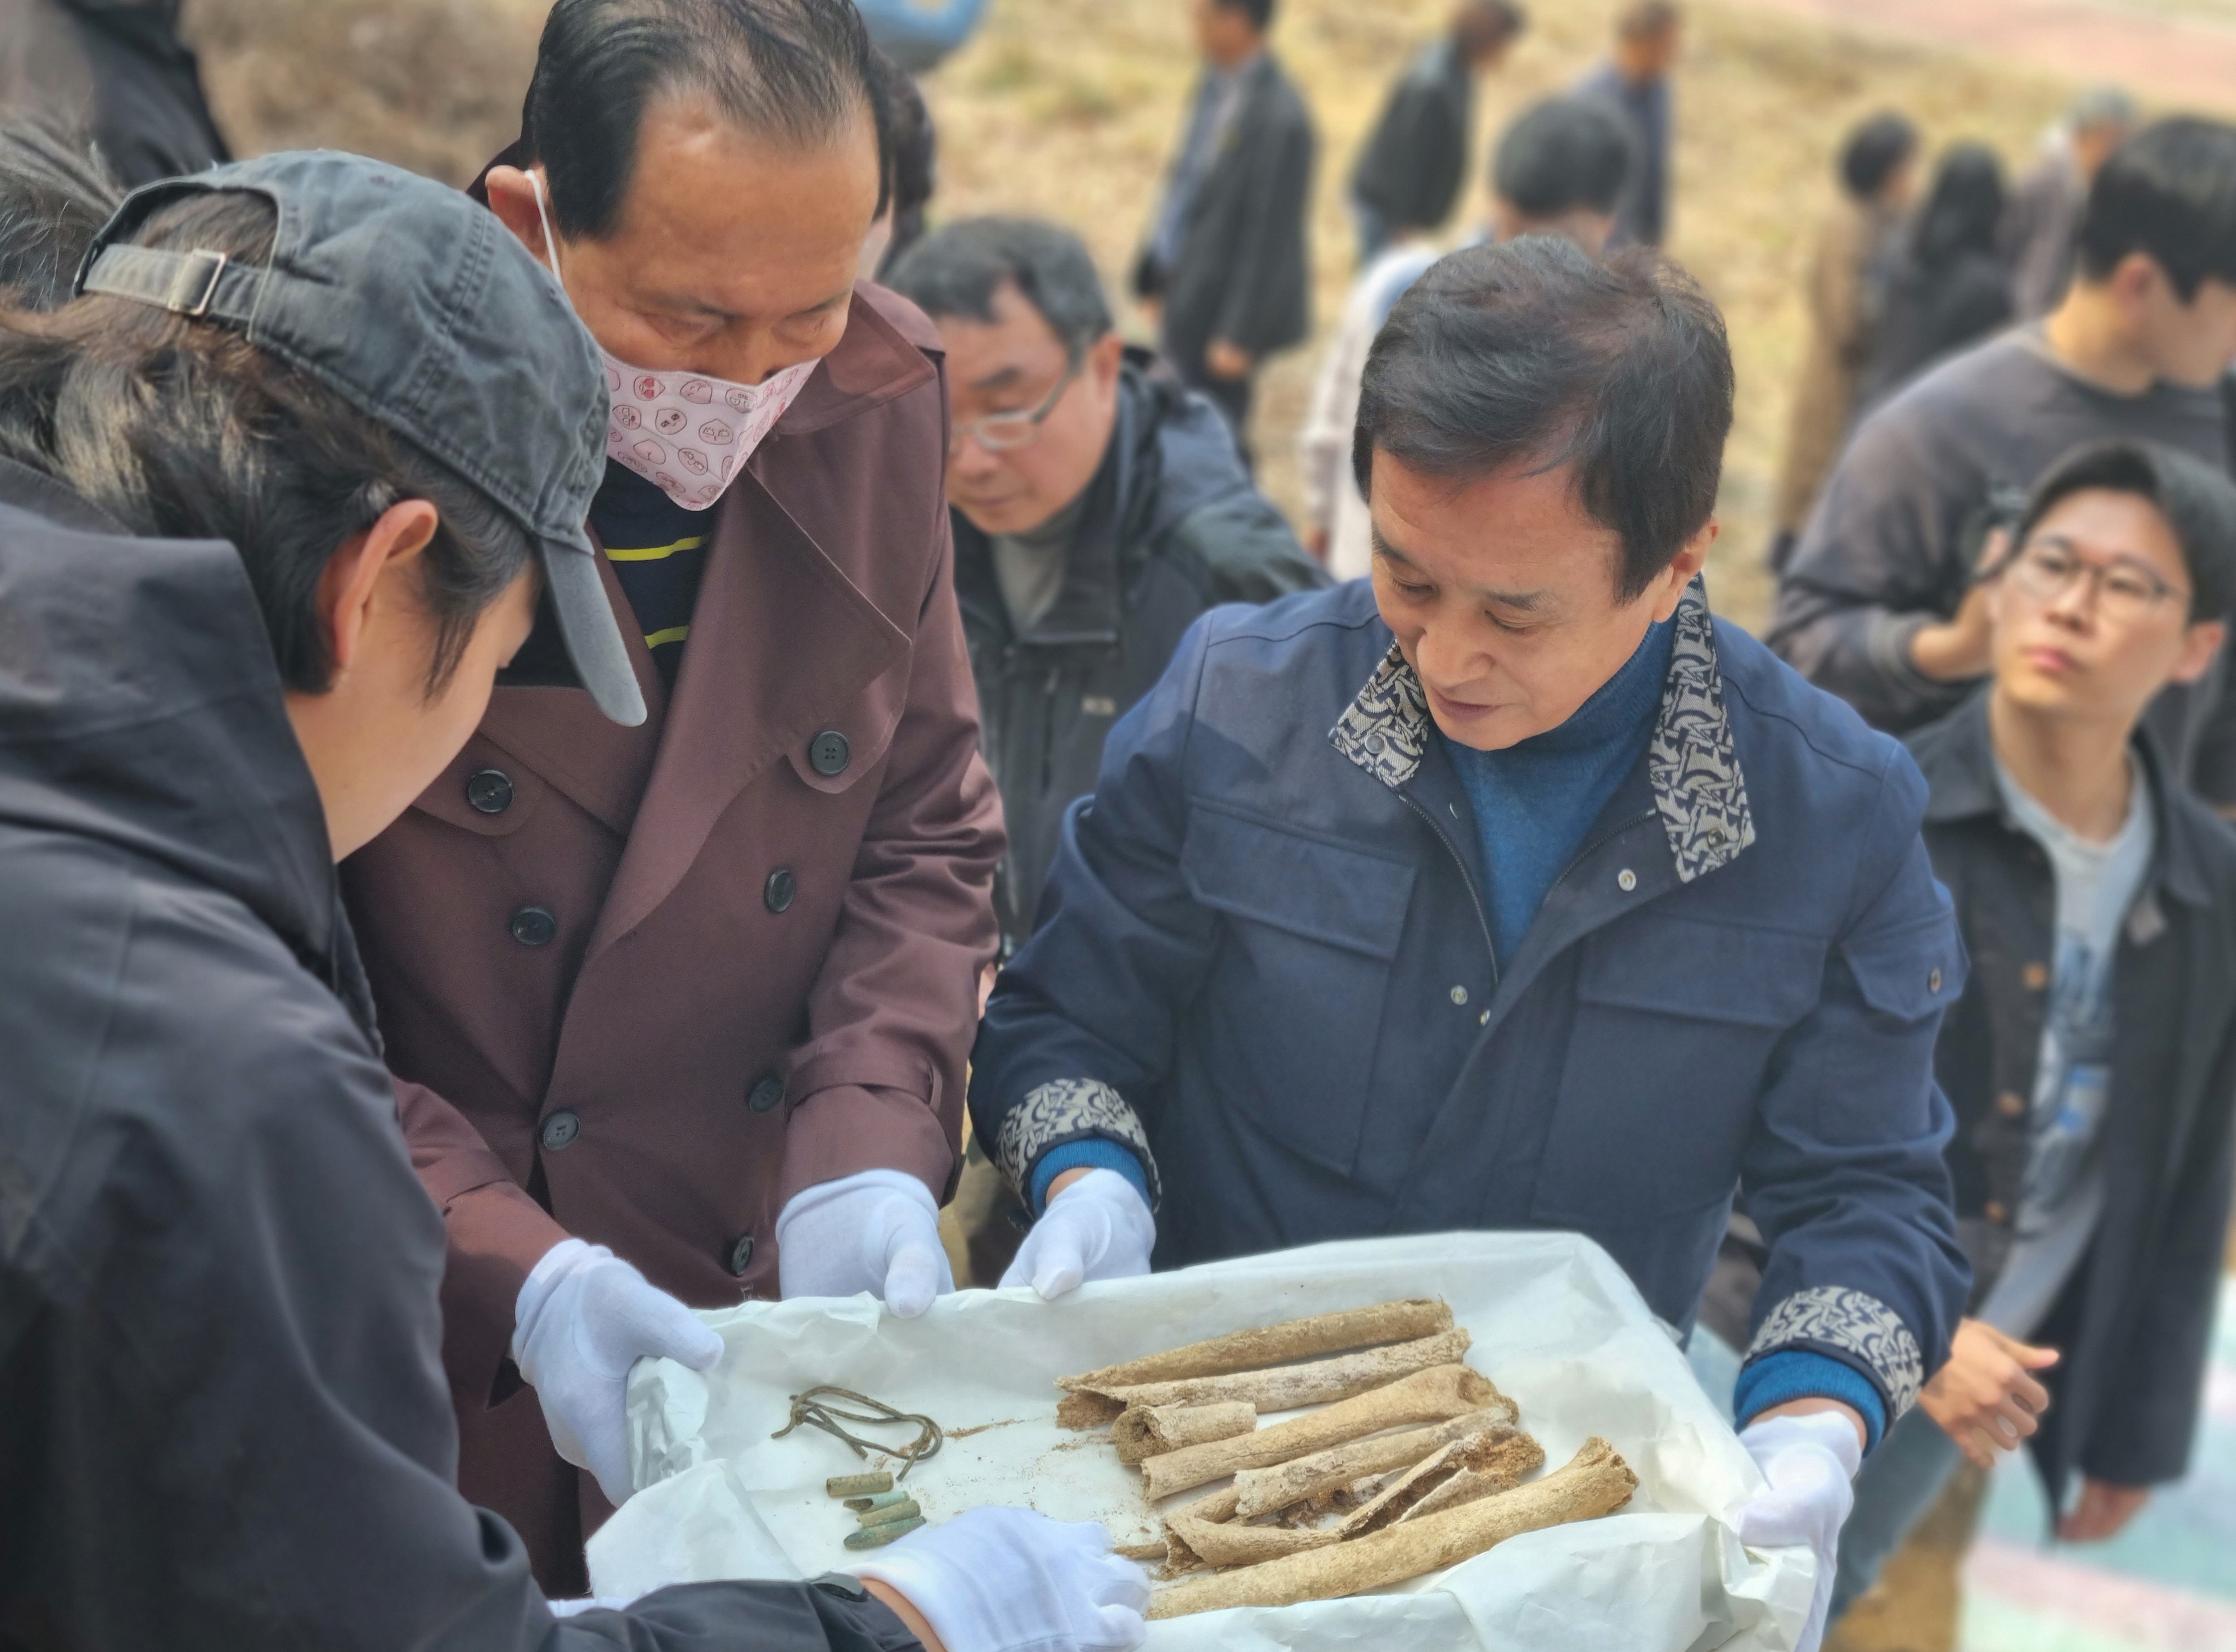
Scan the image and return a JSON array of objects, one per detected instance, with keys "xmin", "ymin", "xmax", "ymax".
[
  {"xmin": 826, "ymin": 1472, "xmax": 894, "ymax": 1498},
  {"xmin": 843, "ymin": 1515, "xmax": 925, "ymax": 1549},
  {"xmin": 857, "ymin": 1498, "xmax": 922, "ymax": 1529}
]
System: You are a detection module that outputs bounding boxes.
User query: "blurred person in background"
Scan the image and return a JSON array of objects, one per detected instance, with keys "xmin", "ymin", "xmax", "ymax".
[
  {"xmin": 1575, "ymin": 0, "xmax": 1680, "ymax": 250},
  {"xmin": 1301, "ymin": 95, "xmax": 1632, "ymax": 579},
  {"xmin": 0, "ymin": 0, "xmax": 227, "ymax": 186},
  {"xmin": 1131, "ymin": 0, "xmax": 1315, "ymax": 462},
  {"xmin": 886, "ymin": 217, "xmax": 1322, "ymax": 1282},
  {"xmin": 852, "ymin": 0, "xmax": 987, "ymax": 74},
  {"xmin": 1826, "ymin": 439, "xmax": 2236, "ymax": 1625},
  {"xmin": 0, "ymin": 141, "xmax": 1146, "ymax": 1652},
  {"xmin": 2004, "ymin": 86, "xmax": 2142, "ymax": 320},
  {"xmin": 343, "ymin": 0, "xmax": 1005, "ymax": 1595},
  {"xmin": 1767, "ymin": 112, "xmax": 1920, "ymax": 575},
  {"xmin": 1857, "ymin": 141, "xmax": 2012, "ymax": 408},
  {"xmin": 863, "ymin": 49, "xmax": 936, "ymax": 280},
  {"xmin": 1770, "ymin": 117, "xmax": 2236, "ymax": 809},
  {"xmin": 1345, "ymin": 0, "xmax": 1528, "ymax": 267},
  {"xmin": 887, "ymin": 217, "xmax": 1322, "ymax": 965},
  {"xmin": 0, "ymin": 120, "xmax": 119, "ymax": 304}
]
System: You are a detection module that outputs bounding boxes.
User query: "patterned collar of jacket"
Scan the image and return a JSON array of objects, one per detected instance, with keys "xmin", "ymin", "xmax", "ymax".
[{"xmin": 1328, "ymin": 576, "xmax": 1758, "ymax": 883}]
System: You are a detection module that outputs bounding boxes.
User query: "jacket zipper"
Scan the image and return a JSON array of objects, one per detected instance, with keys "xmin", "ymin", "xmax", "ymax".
[{"xmin": 1398, "ymin": 790, "xmax": 1500, "ymax": 989}]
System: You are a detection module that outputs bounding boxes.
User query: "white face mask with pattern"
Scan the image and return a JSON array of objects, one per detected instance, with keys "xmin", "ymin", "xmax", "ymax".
[{"xmin": 531, "ymin": 172, "xmax": 817, "ymax": 512}]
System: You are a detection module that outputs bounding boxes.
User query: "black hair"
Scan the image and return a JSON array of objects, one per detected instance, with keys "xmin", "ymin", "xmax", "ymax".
[
  {"xmin": 2017, "ymin": 438, "xmax": 2236, "ymax": 620},
  {"xmin": 2076, "ymin": 116, "xmax": 2236, "ymax": 301},
  {"xmin": 521, "ymin": 0, "xmax": 884, "ymax": 242},
  {"xmin": 1909, "ymin": 142, "xmax": 2004, "ymax": 269},
  {"xmin": 1493, "ymin": 98, "xmax": 1633, "ymax": 220},
  {"xmin": 1839, "ymin": 112, "xmax": 1919, "ymax": 201},
  {"xmin": 1353, "ymin": 237, "xmax": 1734, "ymax": 601},
  {"xmin": 0, "ymin": 190, "xmax": 532, "ymax": 694},
  {"xmin": 1617, "ymin": 0, "xmax": 1680, "ymax": 38},
  {"xmin": 868, "ymin": 51, "xmax": 935, "ymax": 278},
  {"xmin": 885, "ymin": 216, "xmax": 1113, "ymax": 363},
  {"xmin": 1453, "ymin": 0, "xmax": 1527, "ymax": 54},
  {"xmin": 0, "ymin": 124, "xmax": 122, "ymax": 309},
  {"xmin": 1211, "ymin": 0, "xmax": 1276, "ymax": 30}
]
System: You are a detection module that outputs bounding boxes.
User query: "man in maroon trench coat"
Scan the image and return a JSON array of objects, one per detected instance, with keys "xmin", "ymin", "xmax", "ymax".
[{"xmin": 342, "ymin": 0, "xmax": 1003, "ymax": 1594}]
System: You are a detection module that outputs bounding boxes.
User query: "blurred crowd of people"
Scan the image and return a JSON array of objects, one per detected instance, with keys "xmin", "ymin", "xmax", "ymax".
[{"xmin": 6, "ymin": 4, "xmax": 2236, "ymax": 1652}]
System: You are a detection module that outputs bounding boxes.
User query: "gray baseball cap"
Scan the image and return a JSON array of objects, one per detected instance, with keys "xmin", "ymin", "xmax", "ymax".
[{"xmin": 73, "ymin": 149, "xmax": 645, "ymax": 727}]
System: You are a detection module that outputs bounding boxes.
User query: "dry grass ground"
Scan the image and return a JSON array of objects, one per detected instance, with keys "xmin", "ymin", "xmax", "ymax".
[{"xmin": 185, "ymin": 0, "xmax": 2093, "ymax": 632}]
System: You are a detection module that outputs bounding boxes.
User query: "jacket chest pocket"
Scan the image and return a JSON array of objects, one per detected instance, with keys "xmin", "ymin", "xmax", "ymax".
[
  {"xmin": 1531, "ymin": 919, "xmax": 1826, "ymax": 1222},
  {"xmin": 1180, "ymin": 804, "xmax": 1416, "ymax": 1177}
]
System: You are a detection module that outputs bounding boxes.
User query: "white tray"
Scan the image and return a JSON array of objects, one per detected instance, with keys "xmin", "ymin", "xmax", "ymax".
[{"xmin": 592, "ymin": 1231, "xmax": 1812, "ymax": 1650}]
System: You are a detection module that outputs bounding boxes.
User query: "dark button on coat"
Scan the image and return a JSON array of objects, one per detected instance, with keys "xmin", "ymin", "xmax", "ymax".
[
  {"xmin": 343, "ymin": 280, "xmax": 1002, "ymax": 1590},
  {"xmin": 971, "ymin": 578, "xmax": 1972, "ymax": 1426}
]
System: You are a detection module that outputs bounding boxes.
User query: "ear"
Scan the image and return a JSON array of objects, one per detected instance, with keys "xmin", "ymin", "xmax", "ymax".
[
  {"xmin": 483, "ymin": 165, "xmax": 550, "ymax": 270},
  {"xmin": 1087, "ymin": 330, "xmax": 1126, "ymax": 394},
  {"xmin": 2169, "ymin": 618, "xmax": 2225, "ymax": 686},
  {"xmin": 317, "ymin": 499, "xmax": 443, "ymax": 683},
  {"xmin": 2112, "ymin": 250, "xmax": 2164, "ymax": 310},
  {"xmin": 1645, "ymin": 518, "xmax": 1717, "ymax": 623}
]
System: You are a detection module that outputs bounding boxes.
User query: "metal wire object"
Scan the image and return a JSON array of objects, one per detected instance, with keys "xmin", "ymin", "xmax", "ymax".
[{"xmin": 772, "ymin": 1385, "xmax": 944, "ymax": 1482}]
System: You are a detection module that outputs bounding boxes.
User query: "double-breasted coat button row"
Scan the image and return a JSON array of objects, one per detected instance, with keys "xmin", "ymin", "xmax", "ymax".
[
  {"xmin": 510, "ymin": 904, "xmax": 557, "ymax": 947},
  {"xmin": 466, "ymin": 768, "xmax": 514, "ymax": 814},
  {"xmin": 726, "ymin": 1235, "xmax": 755, "ymax": 1276},
  {"xmin": 808, "ymin": 730, "xmax": 851, "ymax": 777},
  {"xmin": 748, "ymin": 1077, "xmax": 785, "ymax": 1113},
  {"xmin": 764, "ymin": 868, "xmax": 798, "ymax": 913},
  {"xmin": 540, "ymin": 1110, "xmax": 581, "ymax": 1151}
]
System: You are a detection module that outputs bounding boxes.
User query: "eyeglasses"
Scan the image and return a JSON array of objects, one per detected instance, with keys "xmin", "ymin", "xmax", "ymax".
[
  {"xmin": 950, "ymin": 360, "xmax": 1082, "ymax": 454},
  {"xmin": 2000, "ymin": 535, "xmax": 2188, "ymax": 624}
]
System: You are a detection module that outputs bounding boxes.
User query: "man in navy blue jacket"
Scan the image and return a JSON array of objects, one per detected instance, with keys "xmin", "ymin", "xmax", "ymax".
[{"xmin": 970, "ymin": 237, "xmax": 1972, "ymax": 1651}]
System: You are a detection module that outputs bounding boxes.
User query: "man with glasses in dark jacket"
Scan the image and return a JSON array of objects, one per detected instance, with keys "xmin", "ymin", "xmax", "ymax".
[
  {"xmin": 888, "ymin": 217, "xmax": 1324, "ymax": 1284},
  {"xmin": 1826, "ymin": 439, "xmax": 2236, "ymax": 1624}
]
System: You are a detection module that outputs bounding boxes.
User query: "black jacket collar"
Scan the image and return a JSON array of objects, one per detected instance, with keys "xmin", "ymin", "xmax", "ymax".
[{"xmin": 1910, "ymin": 687, "xmax": 2212, "ymax": 911}]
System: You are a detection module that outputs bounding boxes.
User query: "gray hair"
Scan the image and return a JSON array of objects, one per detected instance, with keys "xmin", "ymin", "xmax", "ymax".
[
  {"xmin": 0, "ymin": 123, "xmax": 122, "ymax": 309},
  {"xmin": 884, "ymin": 215, "xmax": 1114, "ymax": 363},
  {"xmin": 2070, "ymin": 85, "xmax": 2140, "ymax": 135}
]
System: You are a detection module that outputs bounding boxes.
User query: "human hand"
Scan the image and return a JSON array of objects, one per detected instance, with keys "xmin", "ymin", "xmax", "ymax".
[
  {"xmin": 1909, "ymin": 526, "xmax": 2013, "ymax": 683},
  {"xmin": 998, "ymin": 1168, "xmax": 1155, "ymax": 1300},
  {"xmin": 2057, "ymin": 1478, "xmax": 2149, "ymax": 1543},
  {"xmin": 1918, "ymin": 1318, "xmax": 2059, "ymax": 1468},
  {"xmin": 776, "ymin": 1169, "xmax": 954, "ymax": 1318},
  {"xmin": 1736, "ymin": 1409, "xmax": 1864, "ymax": 1652},
  {"xmin": 854, "ymin": 1507, "xmax": 1150, "ymax": 1652},
  {"xmin": 1204, "ymin": 339, "xmax": 1254, "ymax": 381},
  {"xmin": 512, "ymin": 1239, "xmax": 725, "ymax": 1505}
]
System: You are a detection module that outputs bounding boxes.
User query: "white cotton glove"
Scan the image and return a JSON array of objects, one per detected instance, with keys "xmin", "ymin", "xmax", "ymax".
[
  {"xmin": 512, "ymin": 1238, "xmax": 725, "ymax": 1507},
  {"xmin": 853, "ymin": 1507, "xmax": 1150, "ymax": 1652},
  {"xmin": 998, "ymin": 1169, "xmax": 1155, "ymax": 1300},
  {"xmin": 775, "ymin": 1169, "xmax": 953, "ymax": 1317},
  {"xmin": 1736, "ymin": 1411, "xmax": 1865, "ymax": 1652}
]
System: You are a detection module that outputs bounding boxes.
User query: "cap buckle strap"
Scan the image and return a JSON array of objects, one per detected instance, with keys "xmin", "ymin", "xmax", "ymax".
[{"xmin": 167, "ymin": 250, "xmax": 228, "ymax": 318}]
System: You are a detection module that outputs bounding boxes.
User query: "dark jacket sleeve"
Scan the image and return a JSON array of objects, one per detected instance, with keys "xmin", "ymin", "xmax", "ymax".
[
  {"xmin": 1349, "ymin": 72, "xmax": 1466, "ymax": 229},
  {"xmin": 969, "ymin": 616, "xmax": 1228, "ymax": 1200},
  {"xmin": 1169, "ymin": 492, "xmax": 1331, "ymax": 606},
  {"xmin": 1765, "ymin": 402, "xmax": 1982, "ymax": 732},
  {"xmin": 2080, "ymin": 1011, "xmax": 2236, "ymax": 1487},
  {"xmin": 1213, "ymin": 99, "xmax": 1317, "ymax": 357},
  {"xmin": 1736, "ymin": 752, "xmax": 1973, "ymax": 1421},
  {"xmin": 7, "ymin": 891, "xmax": 921, "ymax": 1652}
]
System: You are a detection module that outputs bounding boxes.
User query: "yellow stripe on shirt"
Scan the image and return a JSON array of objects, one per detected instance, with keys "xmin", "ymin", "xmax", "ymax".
[
  {"xmin": 605, "ymin": 534, "xmax": 709, "ymax": 562},
  {"xmin": 642, "ymin": 625, "xmax": 691, "ymax": 650}
]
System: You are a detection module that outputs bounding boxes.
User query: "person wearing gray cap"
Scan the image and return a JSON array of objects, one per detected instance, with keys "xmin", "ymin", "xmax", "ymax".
[{"xmin": 0, "ymin": 145, "xmax": 1146, "ymax": 1652}]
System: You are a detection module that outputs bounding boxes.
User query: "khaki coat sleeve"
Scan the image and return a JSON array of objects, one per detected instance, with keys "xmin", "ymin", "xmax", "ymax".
[{"xmin": 776, "ymin": 493, "xmax": 1005, "ymax": 1211}]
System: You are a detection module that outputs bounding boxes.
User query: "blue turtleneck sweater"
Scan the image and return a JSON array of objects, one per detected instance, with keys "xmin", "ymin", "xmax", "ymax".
[{"xmin": 1439, "ymin": 615, "xmax": 1675, "ymax": 965}]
